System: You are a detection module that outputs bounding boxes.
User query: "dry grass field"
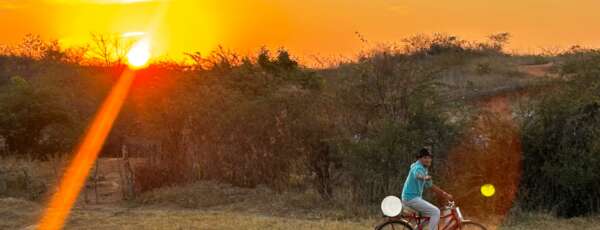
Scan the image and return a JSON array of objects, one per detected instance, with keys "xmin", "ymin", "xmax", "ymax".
[
  {"xmin": 0, "ymin": 197, "xmax": 373, "ymax": 230},
  {"xmin": 2, "ymin": 196, "xmax": 600, "ymax": 230},
  {"xmin": 1, "ymin": 158, "xmax": 598, "ymax": 230}
]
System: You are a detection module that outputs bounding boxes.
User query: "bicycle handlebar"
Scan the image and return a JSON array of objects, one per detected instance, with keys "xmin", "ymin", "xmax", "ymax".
[{"xmin": 444, "ymin": 200, "xmax": 457, "ymax": 209}]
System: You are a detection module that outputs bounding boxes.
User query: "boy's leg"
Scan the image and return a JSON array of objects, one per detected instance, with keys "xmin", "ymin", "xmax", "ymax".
[{"xmin": 404, "ymin": 198, "xmax": 440, "ymax": 230}]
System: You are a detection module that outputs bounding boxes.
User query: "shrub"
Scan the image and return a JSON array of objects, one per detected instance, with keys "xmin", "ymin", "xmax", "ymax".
[
  {"xmin": 0, "ymin": 157, "xmax": 48, "ymax": 200},
  {"xmin": 0, "ymin": 76, "xmax": 70, "ymax": 158},
  {"xmin": 332, "ymin": 50, "xmax": 462, "ymax": 205},
  {"xmin": 131, "ymin": 49, "xmax": 326, "ymax": 194},
  {"xmin": 135, "ymin": 181, "xmax": 234, "ymax": 208},
  {"xmin": 519, "ymin": 51, "xmax": 600, "ymax": 217},
  {"xmin": 476, "ymin": 62, "xmax": 492, "ymax": 75}
]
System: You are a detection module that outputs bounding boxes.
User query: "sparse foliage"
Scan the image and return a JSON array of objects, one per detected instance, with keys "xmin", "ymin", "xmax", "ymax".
[
  {"xmin": 488, "ymin": 32, "xmax": 511, "ymax": 51},
  {"xmin": 89, "ymin": 33, "xmax": 131, "ymax": 66}
]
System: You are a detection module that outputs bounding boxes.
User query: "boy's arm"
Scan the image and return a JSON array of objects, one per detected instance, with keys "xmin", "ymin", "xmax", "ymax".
[
  {"xmin": 415, "ymin": 168, "xmax": 432, "ymax": 180},
  {"xmin": 415, "ymin": 173, "xmax": 432, "ymax": 180},
  {"xmin": 431, "ymin": 185, "xmax": 453, "ymax": 200}
]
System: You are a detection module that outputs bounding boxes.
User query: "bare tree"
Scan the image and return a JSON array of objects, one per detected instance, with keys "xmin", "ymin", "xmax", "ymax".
[
  {"xmin": 62, "ymin": 46, "xmax": 89, "ymax": 65},
  {"xmin": 488, "ymin": 32, "xmax": 511, "ymax": 51},
  {"xmin": 89, "ymin": 33, "xmax": 131, "ymax": 66},
  {"xmin": 18, "ymin": 34, "xmax": 46, "ymax": 59}
]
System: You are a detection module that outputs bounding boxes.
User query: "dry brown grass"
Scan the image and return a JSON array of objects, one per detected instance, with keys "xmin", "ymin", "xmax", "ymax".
[
  {"xmin": 2, "ymin": 158, "xmax": 599, "ymax": 230},
  {"xmin": 3, "ymin": 185, "xmax": 600, "ymax": 230},
  {"xmin": 135, "ymin": 181, "xmax": 358, "ymax": 220},
  {"xmin": 500, "ymin": 213, "xmax": 600, "ymax": 230},
  {"xmin": 0, "ymin": 197, "xmax": 41, "ymax": 229},
  {"xmin": 437, "ymin": 55, "xmax": 551, "ymax": 102},
  {"xmin": 0, "ymin": 197, "xmax": 375, "ymax": 230},
  {"xmin": 3, "ymin": 196, "xmax": 600, "ymax": 230},
  {"xmin": 0, "ymin": 156, "xmax": 65, "ymax": 201}
]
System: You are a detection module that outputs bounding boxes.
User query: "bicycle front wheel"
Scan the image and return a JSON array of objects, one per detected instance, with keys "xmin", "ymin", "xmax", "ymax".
[
  {"xmin": 375, "ymin": 220, "xmax": 414, "ymax": 230},
  {"xmin": 460, "ymin": 220, "xmax": 487, "ymax": 230}
]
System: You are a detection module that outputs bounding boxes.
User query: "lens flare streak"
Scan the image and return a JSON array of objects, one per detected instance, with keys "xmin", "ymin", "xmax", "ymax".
[{"xmin": 37, "ymin": 70, "xmax": 136, "ymax": 230}]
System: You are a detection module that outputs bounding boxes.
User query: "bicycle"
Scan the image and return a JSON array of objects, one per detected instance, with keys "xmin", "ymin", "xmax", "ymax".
[{"xmin": 375, "ymin": 201, "xmax": 487, "ymax": 230}]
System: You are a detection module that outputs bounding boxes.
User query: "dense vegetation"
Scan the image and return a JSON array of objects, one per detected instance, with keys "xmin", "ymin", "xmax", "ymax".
[
  {"xmin": 1, "ymin": 33, "xmax": 599, "ymax": 218},
  {"xmin": 519, "ymin": 49, "xmax": 600, "ymax": 217}
]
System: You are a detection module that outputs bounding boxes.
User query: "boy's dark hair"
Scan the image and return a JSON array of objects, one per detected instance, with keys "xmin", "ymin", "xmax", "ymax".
[{"xmin": 416, "ymin": 148, "xmax": 432, "ymax": 159}]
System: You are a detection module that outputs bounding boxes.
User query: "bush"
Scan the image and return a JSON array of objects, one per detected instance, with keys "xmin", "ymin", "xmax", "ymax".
[
  {"xmin": 519, "ymin": 51, "xmax": 600, "ymax": 217},
  {"xmin": 476, "ymin": 62, "xmax": 492, "ymax": 75},
  {"xmin": 0, "ymin": 76, "xmax": 71, "ymax": 158},
  {"xmin": 332, "ymin": 50, "xmax": 462, "ymax": 205},
  {"xmin": 0, "ymin": 157, "xmax": 48, "ymax": 200},
  {"xmin": 135, "ymin": 181, "xmax": 237, "ymax": 208},
  {"xmin": 131, "ymin": 49, "xmax": 326, "ymax": 194},
  {"xmin": 402, "ymin": 33, "xmax": 509, "ymax": 58}
]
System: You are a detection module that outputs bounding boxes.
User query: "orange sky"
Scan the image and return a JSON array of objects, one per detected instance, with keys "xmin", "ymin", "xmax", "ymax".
[{"xmin": 1, "ymin": 0, "xmax": 600, "ymax": 61}]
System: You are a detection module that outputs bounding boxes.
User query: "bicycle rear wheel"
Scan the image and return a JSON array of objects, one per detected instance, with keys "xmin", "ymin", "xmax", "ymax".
[
  {"xmin": 459, "ymin": 220, "xmax": 487, "ymax": 230},
  {"xmin": 375, "ymin": 220, "xmax": 414, "ymax": 230}
]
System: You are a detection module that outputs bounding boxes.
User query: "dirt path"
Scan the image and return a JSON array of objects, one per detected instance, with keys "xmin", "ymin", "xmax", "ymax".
[
  {"xmin": 78, "ymin": 158, "xmax": 146, "ymax": 204},
  {"xmin": 517, "ymin": 63, "xmax": 558, "ymax": 78}
]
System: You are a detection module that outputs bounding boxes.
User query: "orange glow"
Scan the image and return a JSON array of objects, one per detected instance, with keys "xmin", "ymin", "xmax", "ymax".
[
  {"xmin": 37, "ymin": 70, "xmax": 136, "ymax": 230},
  {"xmin": 2, "ymin": 0, "xmax": 600, "ymax": 60},
  {"xmin": 444, "ymin": 95, "xmax": 522, "ymax": 226},
  {"xmin": 127, "ymin": 38, "xmax": 151, "ymax": 69}
]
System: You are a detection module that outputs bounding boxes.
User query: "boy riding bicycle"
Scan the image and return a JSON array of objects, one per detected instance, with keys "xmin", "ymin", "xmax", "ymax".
[{"xmin": 402, "ymin": 148, "xmax": 453, "ymax": 230}]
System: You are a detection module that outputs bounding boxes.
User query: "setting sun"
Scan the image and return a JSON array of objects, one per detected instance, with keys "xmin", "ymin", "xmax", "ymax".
[{"xmin": 127, "ymin": 38, "xmax": 151, "ymax": 69}]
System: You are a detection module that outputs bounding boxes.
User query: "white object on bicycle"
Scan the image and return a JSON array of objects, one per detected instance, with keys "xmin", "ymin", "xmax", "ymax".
[{"xmin": 381, "ymin": 195, "xmax": 403, "ymax": 217}]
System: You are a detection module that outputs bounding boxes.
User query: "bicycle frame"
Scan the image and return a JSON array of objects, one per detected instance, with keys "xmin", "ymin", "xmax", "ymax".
[{"xmin": 384, "ymin": 205, "xmax": 465, "ymax": 230}]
